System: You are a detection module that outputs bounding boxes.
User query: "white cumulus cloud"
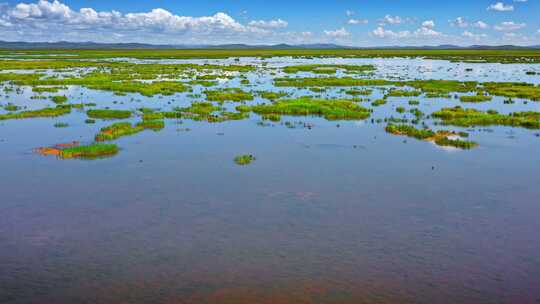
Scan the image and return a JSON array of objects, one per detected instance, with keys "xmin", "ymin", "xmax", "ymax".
[
  {"xmin": 248, "ymin": 19, "xmax": 288, "ymax": 29},
  {"xmin": 494, "ymin": 21, "xmax": 526, "ymax": 31},
  {"xmin": 487, "ymin": 2, "xmax": 514, "ymax": 11},
  {"xmin": 371, "ymin": 26, "xmax": 410, "ymax": 39},
  {"xmin": 348, "ymin": 18, "xmax": 368, "ymax": 25},
  {"xmin": 324, "ymin": 27, "xmax": 350, "ymax": 38}
]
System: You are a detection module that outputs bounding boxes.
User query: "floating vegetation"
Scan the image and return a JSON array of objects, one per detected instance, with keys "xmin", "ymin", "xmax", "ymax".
[
  {"xmin": 205, "ymin": 88, "xmax": 254, "ymax": 102},
  {"xmin": 345, "ymin": 89, "xmax": 372, "ymax": 96},
  {"xmin": 32, "ymin": 86, "xmax": 63, "ymax": 93},
  {"xmin": 459, "ymin": 94, "xmax": 492, "ymax": 103},
  {"xmin": 0, "ymin": 106, "xmax": 71, "ymax": 120},
  {"xmin": 86, "ymin": 80, "xmax": 189, "ymax": 97},
  {"xmin": 251, "ymin": 97, "xmax": 371, "ymax": 120},
  {"xmin": 35, "ymin": 142, "xmax": 119, "ymax": 159},
  {"xmin": 51, "ymin": 95, "xmax": 68, "ymax": 104},
  {"xmin": 432, "ymin": 106, "xmax": 540, "ymax": 129},
  {"xmin": 87, "ymin": 109, "xmax": 132, "ymax": 120},
  {"xmin": 2, "ymin": 51, "xmax": 540, "ymax": 161},
  {"xmin": 385, "ymin": 124, "xmax": 436, "ymax": 140},
  {"xmin": 386, "ymin": 89, "xmax": 422, "ymax": 97},
  {"xmin": 282, "ymin": 64, "xmax": 375, "ymax": 74},
  {"xmin": 95, "ymin": 122, "xmax": 142, "ymax": 141},
  {"xmin": 385, "ymin": 124, "xmax": 478, "ymax": 149},
  {"xmin": 95, "ymin": 120, "xmax": 164, "ymax": 141},
  {"xmin": 258, "ymin": 91, "xmax": 289, "ymax": 100},
  {"xmin": 234, "ymin": 154, "xmax": 255, "ymax": 165},
  {"xmin": 59, "ymin": 143, "xmax": 119, "ymax": 159},
  {"xmin": 274, "ymin": 77, "xmax": 391, "ymax": 87},
  {"xmin": 3, "ymin": 104, "xmax": 19, "ymax": 111},
  {"xmin": 372, "ymin": 99, "xmax": 387, "ymax": 107},
  {"xmin": 434, "ymin": 136, "xmax": 478, "ymax": 149},
  {"xmin": 482, "ymin": 82, "xmax": 540, "ymax": 101}
]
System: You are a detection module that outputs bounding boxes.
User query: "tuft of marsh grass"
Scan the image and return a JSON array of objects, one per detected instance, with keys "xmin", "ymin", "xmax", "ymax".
[
  {"xmin": 87, "ymin": 109, "xmax": 132, "ymax": 120},
  {"xmin": 234, "ymin": 154, "xmax": 255, "ymax": 165},
  {"xmin": 60, "ymin": 143, "xmax": 119, "ymax": 159}
]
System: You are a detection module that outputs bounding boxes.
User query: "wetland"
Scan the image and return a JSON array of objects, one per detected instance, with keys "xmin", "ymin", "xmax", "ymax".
[{"xmin": 1, "ymin": 49, "xmax": 540, "ymax": 304}]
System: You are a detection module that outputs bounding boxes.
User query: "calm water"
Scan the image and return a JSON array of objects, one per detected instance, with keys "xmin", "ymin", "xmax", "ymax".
[{"xmin": 1, "ymin": 57, "xmax": 540, "ymax": 303}]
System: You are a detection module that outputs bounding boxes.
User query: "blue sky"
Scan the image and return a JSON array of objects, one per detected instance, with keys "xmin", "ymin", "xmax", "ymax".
[{"xmin": 0, "ymin": 0, "xmax": 538, "ymax": 46}]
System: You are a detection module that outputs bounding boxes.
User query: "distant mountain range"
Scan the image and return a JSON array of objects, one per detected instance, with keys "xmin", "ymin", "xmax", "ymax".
[{"xmin": 0, "ymin": 40, "xmax": 539, "ymax": 50}]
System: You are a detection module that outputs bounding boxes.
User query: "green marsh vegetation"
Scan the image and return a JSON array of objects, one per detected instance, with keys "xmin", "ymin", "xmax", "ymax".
[
  {"xmin": 234, "ymin": 154, "xmax": 255, "ymax": 165},
  {"xmin": 386, "ymin": 89, "xmax": 422, "ymax": 97},
  {"xmin": 95, "ymin": 120, "xmax": 164, "ymax": 141},
  {"xmin": 205, "ymin": 88, "xmax": 254, "ymax": 102},
  {"xmin": 274, "ymin": 77, "xmax": 391, "ymax": 87},
  {"xmin": 459, "ymin": 94, "xmax": 493, "ymax": 103},
  {"xmin": 345, "ymin": 89, "xmax": 373, "ymax": 96},
  {"xmin": 0, "ymin": 106, "xmax": 71, "ymax": 120},
  {"xmin": 385, "ymin": 124, "xmax": 478, "ymax": 149},
  {"xmin": 282, "ymin": 64, "xmax": 375, "ymax": 74},
  {"xmin": 4, "ymin": 49, "xmax": 540, "ymax": 64},
  {"xmin": 432, "ymin": 106, "xmax": 540, "ymax": 129},
  {"xmin": 51, "ymin": 95, "xmax": 68, "ymax": 104},
  {"xmin": 87, "ymin": 109, "xmax": 132, "ymax": 120},
  {"xmin": 3, "ymin": 104, "xmax": 19, "ymax": 111},
  {"xmin": 434, "ymin": 136, "xmax": 478, "ymax": 149},
  {"xmin": 59, "ymin": 143, "xmax": 119, "ymax": 159},
  {"xmin": 258, "ymin": 91, "xmax": 289, "ymax": 100},
  {"xmin": 251, "ymin": 97, "xmax": 371, "ymax": 120},
  {"xmin": 2, "ymin": 50, "xmax": 540, "ymax": 160},
  {"xmin": 372, "ymin": 99, "xmax": 387, "ymax": 107},
  {"xmin": 32, "ymin": 86, "xmax": 63, "ymax": 93}
]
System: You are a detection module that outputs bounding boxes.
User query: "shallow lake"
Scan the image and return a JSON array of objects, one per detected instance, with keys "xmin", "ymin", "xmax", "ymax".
[{"xmin": 1, "ymin": 56, "xmax": 540, "ymax": 303}]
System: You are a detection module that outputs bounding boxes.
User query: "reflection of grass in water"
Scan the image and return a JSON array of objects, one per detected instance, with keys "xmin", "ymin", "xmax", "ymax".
[{"xmin": 54, "ymin": 122, "xmax": 69, "ymax": 128}]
